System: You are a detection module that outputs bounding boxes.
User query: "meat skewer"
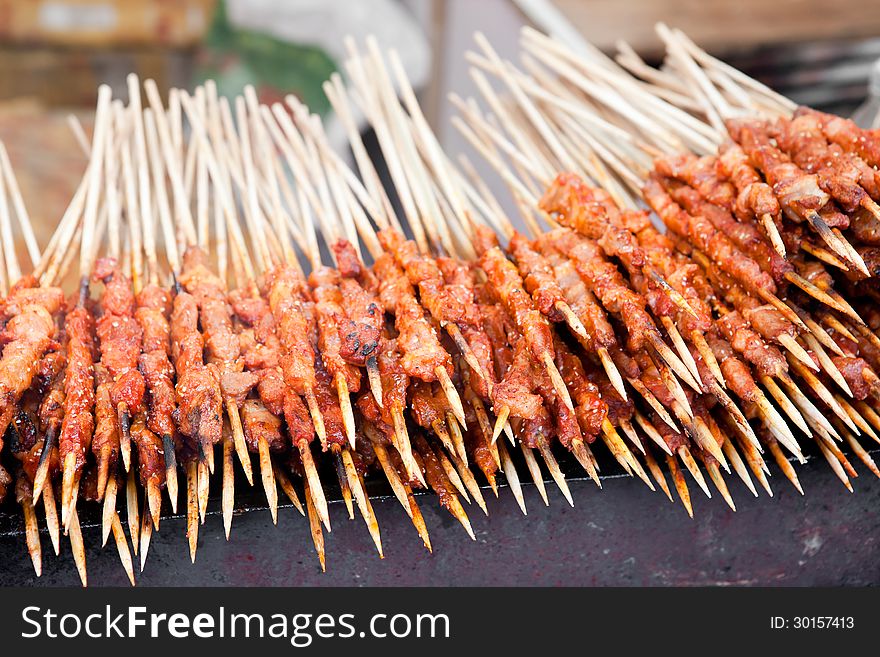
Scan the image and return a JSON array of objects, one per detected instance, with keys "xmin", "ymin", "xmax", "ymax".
[
  {"xmin": 312, "ymin": 79, "xmax": 478, "ymax": 430},
  {"xmin": 338, "ymin": 46, "xmax": 591, "ymax": 501},
  {"xmin": 727, "ymin": 118, "xmax": 869, "ymax": 275},
  {"xmin": 715, "ymin": 141, "xmax": 786, "ymax": 257},
  {"xmin": 538, "ymin": 174, "xmax": 754, "ymax": 439},
  {"xmin": 454, "ymin": 38, "xmax": 840, "ymax": 494},
  {"xmin": 182, "ymin": 89, "xmax": 314, "ymax": 535},
  {"xmin": 3, "ymin": 90, "xmax": 119, "ymax": 584},
  {"xmin": 48, "ymin": 112, "xmax": 122, "ymax": 534},
  {"xmin": 17, "ymin": 38, "xmax": 880, "ymax": 581},
  {"xmin": 655, "ymin": 151, "xmax": 861, "ymax": 320},
  {"xmin": 377, "ymin": 227, "xmax": 487, "ymax": 425},
  {"xmin": 283, "ymin": 99, "xmax": 476, "ymax": 538},
  {"xmin": 141, "ymin": 97, "xmax": 221, "ymax": 558},
  {"xmin": 476, "ymin": 237, "xmax": 575, "ymax": 409},
  {"xmin": 118, "ymin": 98, "xmax": 180, "ymax": 528},
  {"xmin": 92, "ymin": 258, "xmax": 146, "ymax": 504},
  {"xmin": 266, "ymin": 94, "xmax": 389, "ymax": 409},
  {"xmin": 507, "ymin": 231, "xmax": 627, "ymax": 399},
  {"xmin": 266, "ymin": 117, "xmax": 386, "ymax": 554},
  {"xmin": 774, "ymin": 112, "xmax": 880, "ymax": 220}
]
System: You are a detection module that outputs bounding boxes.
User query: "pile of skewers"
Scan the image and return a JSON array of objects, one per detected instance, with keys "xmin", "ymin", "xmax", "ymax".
[{"xmin": 2, "ymin": 26, "xmax": 880, "ymax": 586}]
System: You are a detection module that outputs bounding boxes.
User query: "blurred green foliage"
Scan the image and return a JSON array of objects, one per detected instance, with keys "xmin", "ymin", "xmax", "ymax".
[{"xmin": 198, "ymin": 0, "xmax": 337, "ymax": 114}]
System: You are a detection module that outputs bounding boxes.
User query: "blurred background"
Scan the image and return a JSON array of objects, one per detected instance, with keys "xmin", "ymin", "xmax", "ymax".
[{"xmin": 1, "ymin": 0, "xmax": 879, "ymax": 245}]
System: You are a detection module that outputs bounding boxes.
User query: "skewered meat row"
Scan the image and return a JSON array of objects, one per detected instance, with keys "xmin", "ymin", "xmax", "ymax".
[
  {"xmin": 374, "ymin": 251, "xmax": 454, "ymax": 382},
  {"xmin": 476, "ymin": 228, "xmax": 557, "ymax": 363},
  {"xmin": 539, "ymin": 228, "xmax": 657, "ymax": 351},
  {"xmin": 91, "ymin": 258, "xmax": 145, "ymax": 486},
  {"xmin": 230, "ymin": 278, "xmax": 313, "ymax": 452},
  {"xmin": 262, "ymin": 263, "xmax": 319, "ymax": 396},
  {"xmin": 437, "ymin": 256, "xmax": 497, "ymax": 400},
  {"xmin": 136, "ymin": 282, "xmax": 186, "ymax": 465},
  {"xmin": 14, "ymin": 93, "xmax": 880, "ymax": 585},
  {"xmin": 644, "ymin": 175, "xmax": 778, "ymax": 296},
  {"xmin": 656, "ymin": 154, "xmax": 793, "ymax": 285},
  {"xmin": 773, "ymin": 115, "xmax": 877, "ymax": 209},
  {"xmin": 180, "ymin": 247, "xmax": 258, "ymax": 410},
  {"xmin": 0, "ymin": 278, "xmax": 65, "ymax": 446},
  {"xmin": 309, "ymin": 266, "xmax": 363, "ymax": 393},
  {"xmin": 170, "ymin": 272, "xmax": 222, "ymax": 459},
  {"xmin": 57, "ymin": 293, "xmax": 94, "ymax": 483},
  {"xmin": 727, "ymin": 119, "xmax": 841, "ymax": 224}
]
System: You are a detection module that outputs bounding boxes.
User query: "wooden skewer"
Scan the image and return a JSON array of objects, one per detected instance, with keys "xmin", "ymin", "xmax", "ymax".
[
  {"xmin": 186, "ymin": 460, "xmax": 199, "ymax": 563},
  {"xmin": 19, "ymin": 482, "xmax": 42, "ymax": 577},
  {"xmin": 366, "ymin": 425, "xmax": 432, "ymax": 548},
  {"xmin": 298, "ymin": 440, "xmax": 330, "ymax": 532},
  {"xmin": 691, "ymin": 330, "xmax": 724, "ymax": 385},
  {"xmin": 803, "ymin": 209, "xmax": 869, "ymax": 276},
  {"xmin": 31, "ymin": 426, "xmax": 56, "ymax": 505},
  {"xmin": 721, "ymin": 435, "xmax": 757, "ymax": 497},
  {"xmin": 600, "ymin": 418, "xmax": 644, "ymax": 481},
  {"xmin": 434, "ymin": 447, "xmax": 470, "ymax": 502},
  {"xmin": 819, "ymin": 427, "xmax": 858, "ymax": 478},
  {"xmin": 222, "ymin": 427, "xmax": 235, "ymax": 538},
  {"xmin": 666, "ymin": 453, "xmax": 693, "ymax": 518},
  {"xmin": 648, "ymin": 331, "xmax": 702, "ymax": 395},
  {"xmin": 642, "ymin": 445, "xmax": 672, "ymax": 501},
  {"xmin": 707, "ymin": 378, "xmax": 760, "ymax": 451},
  {"xmin": 334, "ymin": 451, "xmax": 355, "ymax": 520},
  {"xmin": 303, "ymin": 478, "xmax": 326, "ymax": 572},
  {"xmin": 265, "ymin": 467, "xmax": 300, "ymax": 519},
  {"xmin": 110, "ymin": 511, "xmax": 136, "ymax": 586},
  {"xmin": 704, "ymin": 453, "xmax": 736, "ymax": 511},
  {"xmin": 450, "ymin": 452, "xmax": 489, "ymax": 515},
  {"xmin": 628, "ymin": 378, "xmax": 679, "ymax": 435},
  {"xmin": 734, "ymin": 430, "xmax": 773, "ymax": 497},
  {"xmin": 519, "ymin": 440, "xmax": 549, "ymax": 506},
  {"xmin": 661, "ymin": 317, "xmax": 703, "ymax": 387},
  {"xmin": 497, "ymin": 440, "xmax": 526, "ymax": 515},
  {"xmin": 466, "ymin": 392, "xmax": 501, "ymax": 468},
  {"xmin": 446, "ymin": 411, "xmax": 468, "ymax": 464},
  {"xmin": 775, "ymin": 333, "xmax": 818, "ymax": 372},
  {"xmin": 391, "ymin": 406, "xmax": 425, "ymax": 487},
  {"xmin": 761, "ymin": 376, "xmax": 811, "ymax": 438},
  {"xmin": 633, "ymin": 409, "xmax": 674, "ymax": 456},
  {"xmin": 750, "ymin": 385, "xmax": 804, "ymax": 461},
  {"xmin": 491, "ymin": 405, "xmax": 514, "ymax": 445},
  {"xmin": 835, "ymin": 394, "xmax": 878, "ymax": 442},
  {"xmin": 786, "ymin": 271, "xmax": 864, "ymax": 324},
  {"xmin": 571, "ymin": 437, "xmax": 601, "ymax": 487},
  {"xmin": 618, "ymin": 417, "xmax": 644, "ymax": 453},
  {"xmin": 855, "ymin": 401, "xmax": 880, "ymax": 442},
  {"xmin": 677, "ymin": 446, "xmax": 711, "ymax": 498},
  {"xmin": 815, "ymin": 434, "xmax": 854, "ymax": 492},
  {"xmin": 68, "ymin": 506, "xmax": 88, "ymax": 586},
  {"xmin": 536, "ymin": 436, "xmax": 574, "ymax": 506},
  {"xmin": 139, "ymin": 504, "xmax": 153, "ymax": 573},
  {"xmin": 764, "ymin": 435, "xmax": 803, "ymax": 495},
  {"xmin": 787, "ymin": 357, "xmax": 859, "ymax": 435},
  {"xmin": 126, "ymin": 468, "xmax": 139, "ymax": 555},
  {"xmin": 760, "ymin": 213, "xmax": 786, "ymax": 258},
  {"xmin": 197, "ymin": 456, "xmax": 209, "ymax": 524},
  {"xmin": 431, "ymin": 419, "xmax": 457, "ymax": 459},
  {"xmin": 843, "ymin": 430, "xmax": 880, "ymax": 479},
  {"xmin": 341, "ymin": 448, "xmax": 383, "ymax": 556},
  {"xmin": 101, "ymin": 474, "xmax": 117, "ymax": 547},
  {"xmin": 774, "ymin": 374, "xmax": 839, "ymax": 445},
  {"xmin": 42, "ymin": 481, "xmax": 60, "ymax": 556}
]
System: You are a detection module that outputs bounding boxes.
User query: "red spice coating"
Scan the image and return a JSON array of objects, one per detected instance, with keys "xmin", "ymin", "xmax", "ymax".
[{"xmin": 58, "ymin": 306, "xmax": 95, "ymax": 472}]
